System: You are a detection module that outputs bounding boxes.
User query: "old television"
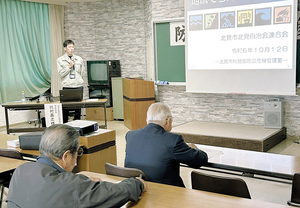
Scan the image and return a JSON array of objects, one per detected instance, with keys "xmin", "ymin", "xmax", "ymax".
[{"xmin": 87, "ymin": 60, "xmax": 121, "ymax": 86}]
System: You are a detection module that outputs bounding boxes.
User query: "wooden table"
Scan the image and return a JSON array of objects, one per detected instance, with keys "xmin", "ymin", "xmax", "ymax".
[
  {"xmin": 0, "ymin": 130, "xmax": 117, "ymax": 174},
  {"xmin": 2, "ymin": 99, "xmax": 107, "ymax": 134},
  {"xmin": 0, "ymin": 156, "xmax": 28, "ymax": 189},
  {"xmin": 0, "ymin": 157, "xmax": 28, "ymax": 176},
  {"xmin": 196, "ymin": 144, "xmax": 300, "ymax": 180},
  {"xmin": 79, "ymin": 171, "xmax": 290, "ymax": 208}
]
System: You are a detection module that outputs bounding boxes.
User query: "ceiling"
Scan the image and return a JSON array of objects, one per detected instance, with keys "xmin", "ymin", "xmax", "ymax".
[
  {"xmin": 22, "ymin": 0, "xmax": 101, "ymax": 5},
  {"xmin": 23, "ymin": 0, "xmax": 300, "ymax": 6}
]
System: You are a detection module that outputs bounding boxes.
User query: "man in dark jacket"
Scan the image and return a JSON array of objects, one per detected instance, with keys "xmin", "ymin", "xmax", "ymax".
[
  {"xmin": 7, "ymin": 124, "xmax": 146, "ymax": 208},
  {"xmin": 125, "ymin": 102, "xmax": 208, "ymax": 187}
]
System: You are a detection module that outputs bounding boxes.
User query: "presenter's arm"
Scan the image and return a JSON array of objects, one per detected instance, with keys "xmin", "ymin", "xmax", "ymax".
[
  {"xmin": 73, "ymin": 56, "xmax": 84, "ymax": 77},
  {"xmin": 57, "ymin": 58, "xmax": 72, "ymax": 79},
  {"xmin": 173, "ymin": 135, "xmax": 208, "ymax": 168}
]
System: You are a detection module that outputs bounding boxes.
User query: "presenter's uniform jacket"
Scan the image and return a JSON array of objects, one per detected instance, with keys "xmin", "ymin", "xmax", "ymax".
[
  {"xmin": 57, "ymin": 53, "xmax": 84, "ymax": 88},
  {"xmin": 6, "ymin": 156, "xmax": 144, "ymax": 208},
  {"xmin": 125, "ymin": 123, "xmax": 208, "ymax": 187}
]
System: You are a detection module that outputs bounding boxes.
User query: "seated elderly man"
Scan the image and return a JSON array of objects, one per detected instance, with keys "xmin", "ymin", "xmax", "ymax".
[
  {"xmin": 7, "ymin": 124, "xmax": 146, "ymax": 208},
  {"xmin": 125, "ymin": 102, "xmax": 208, "ymax": 187}
]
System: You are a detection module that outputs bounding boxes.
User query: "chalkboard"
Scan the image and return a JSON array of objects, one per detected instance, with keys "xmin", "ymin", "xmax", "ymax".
[{"xmin": 155, "ymin": 22, "xmax": 185, "ymax": 82}]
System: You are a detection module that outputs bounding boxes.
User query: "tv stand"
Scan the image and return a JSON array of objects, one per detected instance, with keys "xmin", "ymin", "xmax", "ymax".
[
  {"xmin": 87, "ymin": 60, "xmax": 121, "ymax": 107},
  {"xmin": 88, "ymin": 85, "xmax": 111, "ymax": 106}
]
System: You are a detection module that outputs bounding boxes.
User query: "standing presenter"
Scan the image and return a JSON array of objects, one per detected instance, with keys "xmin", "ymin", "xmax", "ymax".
[{"xmin": 57, "ymin": 39, "xmax": 84, "ymax": 123}]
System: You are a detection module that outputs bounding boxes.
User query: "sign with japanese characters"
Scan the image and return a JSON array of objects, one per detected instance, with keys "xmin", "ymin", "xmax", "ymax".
[
  {"xmin": 44, "ymin": 103, "xmax": 63, "ymax": 127},
  {"xmin": 170, "ymin": 22, "xmax": 185, "ymax": 46}
]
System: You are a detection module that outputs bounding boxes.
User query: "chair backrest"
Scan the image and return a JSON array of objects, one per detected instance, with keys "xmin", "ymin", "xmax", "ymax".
[
  {"xmin": 191, "ymin": 171, "xmax": 251, "ymax": 199},
  {"xmin": 287, "ymin": 172, "xmax": 300, "ymax": 206},
  {"xmin": 0, "ymin": 149, "xmax": 23, "ymax": 160},
  {"xmin": 105, "ymin": 163, "xmax": 147, "ymax": 180}
]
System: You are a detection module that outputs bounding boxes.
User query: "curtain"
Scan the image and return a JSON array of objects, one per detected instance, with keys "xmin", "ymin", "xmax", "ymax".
[
  {"xmin": 0, "ymin": 0, "xmax": 51, "ymax": 104},
  {"xmin": 49, "ymin": 4, "xmax": 64, "ymax": 97}
]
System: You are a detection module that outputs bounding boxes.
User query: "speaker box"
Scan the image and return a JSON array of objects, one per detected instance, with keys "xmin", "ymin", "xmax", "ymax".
[{"xmin": 264, "ymin": 101, "xmax": 283, "ymax": 129}]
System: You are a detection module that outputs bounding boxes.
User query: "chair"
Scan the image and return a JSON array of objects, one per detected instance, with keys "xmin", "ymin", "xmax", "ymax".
[
  {"xmin": 191, "ymin": 171, "xmax": 251, "ymax": 199},
  {"xmin": 287, "ymin": 172, "xmax": 300, "ymax": 207},
  {"xmin": 105, "ymin": 163, "xmax": 147, "ymax": 180},
  {"xmin": 0, "ymin": 149, "xmax": 23, "ymax": 208},
  {"xmin": 0, "ymin": 149, "xmax": 23, "ymax": 160}
]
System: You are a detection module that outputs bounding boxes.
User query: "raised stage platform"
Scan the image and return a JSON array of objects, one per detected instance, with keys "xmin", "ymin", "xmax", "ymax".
[{"xmin": 171, "ymin": 121, "xmax": 286, "ymax": 152}]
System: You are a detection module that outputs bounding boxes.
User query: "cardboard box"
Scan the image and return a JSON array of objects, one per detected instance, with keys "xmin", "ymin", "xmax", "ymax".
[
  {"xmin": 77, "ymin": 129, "xmax": 117, "ymax": 174},
  {"xmin": 86, "ymin": 107, "xmax": 114, "ymax": 121}
]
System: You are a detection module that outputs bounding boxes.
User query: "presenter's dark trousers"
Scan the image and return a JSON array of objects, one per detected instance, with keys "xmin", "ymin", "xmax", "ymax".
[{"xmin": 62, "ymin": 86, "xmax": 83, "ymax": 123}]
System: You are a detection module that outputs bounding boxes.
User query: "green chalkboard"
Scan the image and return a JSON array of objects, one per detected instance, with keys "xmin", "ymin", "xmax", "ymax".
[{"xmin": 155, "ymin": 22, "xmax": 185, "ymax": 82}]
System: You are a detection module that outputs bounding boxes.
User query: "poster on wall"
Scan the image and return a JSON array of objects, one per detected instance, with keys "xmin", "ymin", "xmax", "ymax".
[{"xmin": 170, "ymin": 22, "xmax": 185, "ymax": 46}]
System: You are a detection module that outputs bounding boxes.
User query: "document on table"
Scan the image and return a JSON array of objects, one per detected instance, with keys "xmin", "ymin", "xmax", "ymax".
[{"xmin": 86, "ymin": 99, "xmax": 99, "ymax": 102}]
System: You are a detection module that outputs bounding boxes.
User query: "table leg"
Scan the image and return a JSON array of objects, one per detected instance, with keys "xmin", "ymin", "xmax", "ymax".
[
  {"xmin": 4, "ymin": 108, "xmax": 10, "ymax": 134},
  {"xmin": 37, "ymin": 110, "xmax": 41, "ymax": 128},
  {"xmin": 104, "ymin": 104, "xmax": 107, "ymax": 129}
]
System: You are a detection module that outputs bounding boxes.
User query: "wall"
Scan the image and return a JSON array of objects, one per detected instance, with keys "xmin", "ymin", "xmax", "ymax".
[{"xmin": 156, "ymin": 85, "xmax": 300, "ymax": 137}]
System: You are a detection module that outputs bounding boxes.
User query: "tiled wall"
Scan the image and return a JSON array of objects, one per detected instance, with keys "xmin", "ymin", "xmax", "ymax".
[{"xmin": 64, "ymin": 0, "xmax": 148, "ymax": 80}]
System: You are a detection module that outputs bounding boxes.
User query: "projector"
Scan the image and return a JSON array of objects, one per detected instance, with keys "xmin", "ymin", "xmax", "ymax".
[{"xmin": 65, "ymin": 120, "xmax": 99, "ymax": 136}]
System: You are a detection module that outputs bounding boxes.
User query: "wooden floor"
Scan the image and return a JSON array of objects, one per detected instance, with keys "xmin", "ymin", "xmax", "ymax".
[{"xmin": 172, "ymin": 121, "xmax": 286, "ymax": 152}]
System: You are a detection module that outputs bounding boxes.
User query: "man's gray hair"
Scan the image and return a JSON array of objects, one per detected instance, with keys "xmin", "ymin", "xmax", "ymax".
[
  {"xmin": 39, "ymin": 124, "xmax": 80, "ymax": 159},
  {"xmin": 146, "ymin": 102, "xmax": 172, "ymax": 126}
]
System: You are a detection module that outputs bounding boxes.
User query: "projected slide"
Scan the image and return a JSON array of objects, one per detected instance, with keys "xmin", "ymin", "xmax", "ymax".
[{"xmin": 187, "ymin": 0, "xmax": 294, "ymax": 70}]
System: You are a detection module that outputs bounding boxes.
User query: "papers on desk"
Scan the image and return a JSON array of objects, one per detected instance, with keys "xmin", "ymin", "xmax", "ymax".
[
  {"xmin": 86, "ymin": 99, "xmax": 98, "ymax": 102},
  {"xmin": 198, "ymin": 147, "xmax": 223, "ymax": 159},
  {"xmin": 7, "ymin": 139, "xmax": 20, "ymax": 148}
]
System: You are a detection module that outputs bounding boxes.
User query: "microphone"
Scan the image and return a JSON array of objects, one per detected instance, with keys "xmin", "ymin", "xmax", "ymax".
[{"xmin": 71, "ymin": 56, "xmax": 75, "ymax": 70}]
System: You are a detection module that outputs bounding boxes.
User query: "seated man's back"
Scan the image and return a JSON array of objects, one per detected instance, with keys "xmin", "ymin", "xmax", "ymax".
[
  {"xmin": 124, "ymin": 103, "xmax": 208, "ymax": 187},
  {"xmin": 7, "ymin": 124, "xmax": 146, "ymax": 208}
]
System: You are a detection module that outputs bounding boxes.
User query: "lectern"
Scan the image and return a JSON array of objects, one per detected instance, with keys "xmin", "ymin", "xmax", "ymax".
[{"xmin": 122, "ymin": 78, "xmax": 155, "ymax": 130}]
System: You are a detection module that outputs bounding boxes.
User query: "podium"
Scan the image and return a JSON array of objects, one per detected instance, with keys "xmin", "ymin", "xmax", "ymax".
[
  {"xmin": 122, "ymin": 78, "xmax": 155, "ymax": 130},
  {"xmin": 77, "ymin": 129, "xmax": 117, "ymax": 174}
]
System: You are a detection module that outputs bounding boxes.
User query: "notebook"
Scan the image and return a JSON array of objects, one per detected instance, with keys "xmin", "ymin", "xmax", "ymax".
[{"xmin": 59, "ymin": 89, "xmax": 83, "ymax": 102}]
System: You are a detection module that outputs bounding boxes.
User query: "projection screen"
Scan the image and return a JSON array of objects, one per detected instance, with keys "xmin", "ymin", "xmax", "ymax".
[{"xmin": 185, "ymin": 0, "xmax": 297, "ymax": 95}]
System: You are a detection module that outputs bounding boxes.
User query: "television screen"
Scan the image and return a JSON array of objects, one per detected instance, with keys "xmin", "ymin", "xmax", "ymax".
[
  {"xmin": 90, "ymin": 62, "xmax": 108, "ymax": 81},
  {"xmin": 87, "ymin": 60, "xmax": 109, "ymax": 85}
]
